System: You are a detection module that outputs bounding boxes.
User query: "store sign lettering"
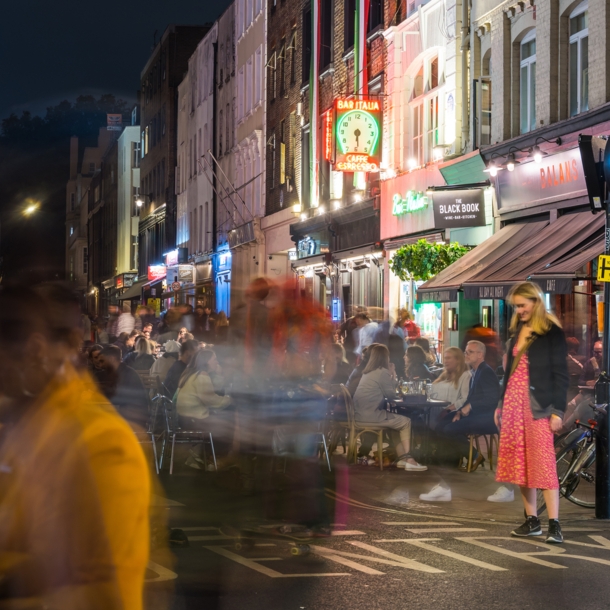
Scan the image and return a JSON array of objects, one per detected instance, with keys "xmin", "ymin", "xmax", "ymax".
[
  {"xmin": 432, "ymin": 189, "xmax": 487, "ymax": 229},
  {"xmin": 438, "ymin": 201, "xmax": 480, "ymax": 214},
  {"xmin": 392, "ymin": 191, "xmax": 428, "ymax": 216},
  {"xmin": 540, "ymin": 159, "xmax": 579, "ymax": 189}
]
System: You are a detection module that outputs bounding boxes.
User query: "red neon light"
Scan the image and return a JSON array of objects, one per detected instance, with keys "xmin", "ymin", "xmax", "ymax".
[{"xmin": 323, "ymin": 112, "xmax": 333, "ymax": 161}]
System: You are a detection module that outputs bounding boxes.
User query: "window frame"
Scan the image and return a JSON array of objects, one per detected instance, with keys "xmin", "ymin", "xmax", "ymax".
[
  {"xmin": 519, "ymin": 29, "xmax": 537, "ymax": 134},
  {"xmin": 569, "ymin": 2, "xmax": 589, "ymax": 117}
]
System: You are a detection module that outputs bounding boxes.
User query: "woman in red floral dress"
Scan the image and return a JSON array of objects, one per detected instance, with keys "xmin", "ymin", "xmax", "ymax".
[{"xmin": 495, "ymin": 282, "xmax": 569, "ymax": 544}]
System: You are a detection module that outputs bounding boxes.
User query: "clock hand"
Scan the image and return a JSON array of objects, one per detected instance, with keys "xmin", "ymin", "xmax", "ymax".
[{"xmin": 354, "ymin": 128, "xmax": 361, "ymax": 148}]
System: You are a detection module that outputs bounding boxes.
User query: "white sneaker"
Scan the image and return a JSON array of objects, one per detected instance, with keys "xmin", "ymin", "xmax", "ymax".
[
  {"xmin": 487, "ymin": 486, "xmax": 515, "ymax": 502},
  {"xmin": 405, "ymin": 461, "xmax": 428, "ymax": 472},
  {"xmin": 419, "ymin": 484, "xmax": 451, "ymax": 502}
]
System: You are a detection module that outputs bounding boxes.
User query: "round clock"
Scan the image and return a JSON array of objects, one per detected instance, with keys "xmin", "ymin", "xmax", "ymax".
[{"xmin": 337, "ymin": 110, "xmax": 380, "ymax": 156}]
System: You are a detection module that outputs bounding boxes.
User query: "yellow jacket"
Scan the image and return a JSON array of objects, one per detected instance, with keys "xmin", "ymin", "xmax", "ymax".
[{"xmin": 0, "ymin": 364, "xmax": 151, "ymax": 609}]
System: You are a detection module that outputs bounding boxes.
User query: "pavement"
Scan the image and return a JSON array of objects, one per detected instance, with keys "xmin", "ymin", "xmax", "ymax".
[{"xmin": 144, "ymin": 452, "xmax": 610, "ymax": 610}]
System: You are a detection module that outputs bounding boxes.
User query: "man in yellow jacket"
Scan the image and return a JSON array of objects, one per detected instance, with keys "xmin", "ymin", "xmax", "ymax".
[{"xmin": 0, "ymin": 364, "xmax": 152, "ymax": 609}]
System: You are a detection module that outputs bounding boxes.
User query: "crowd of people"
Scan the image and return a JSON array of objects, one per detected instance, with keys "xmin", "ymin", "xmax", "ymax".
[{"xmin": 0, "ymin": 277, "xmax": 596, "ymax": 606}]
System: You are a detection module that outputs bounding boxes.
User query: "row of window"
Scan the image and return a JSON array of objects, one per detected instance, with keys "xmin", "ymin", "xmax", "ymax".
[
  {"xmin": 238, "ymin": 46, "xmax": 264, "ymax": 118},
  {"xmin": 236, "ymin": 0, "xmax": 263, "ymax": 39},
  {"xmin": 143, "ymin": 50, "xmax": 167, "ymax": 105},
  {"xmin": 142, "ymin": 159, "xmax": 166, "ymax": 204},
  {"xmin": 189, "ymin": 203, "xmax": 211, "ymax": 254}
]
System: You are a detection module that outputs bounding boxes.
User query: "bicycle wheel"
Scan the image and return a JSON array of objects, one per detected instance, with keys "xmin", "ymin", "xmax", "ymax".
[{"xmin": 558, "ymin": 442, "xmax": 596, "ymax": 509}]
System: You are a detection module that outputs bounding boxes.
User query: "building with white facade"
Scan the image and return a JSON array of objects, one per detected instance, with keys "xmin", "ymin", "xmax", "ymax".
[
  {"xmin": 116, "ymin": 125, "xmax": 141, "ymax": 275},
  {"xmin": 232, "ymin": 0, "xmax": 269, "ymax": 303},
  {"xmin": 176, "ymin": 25, "xmax": 218, "ymax": 309}
]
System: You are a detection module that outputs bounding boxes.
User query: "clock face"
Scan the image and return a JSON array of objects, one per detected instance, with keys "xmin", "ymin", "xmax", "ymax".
[{"xmin": 337, "ymin": 110, "xmax": 380, "ymax": 156}]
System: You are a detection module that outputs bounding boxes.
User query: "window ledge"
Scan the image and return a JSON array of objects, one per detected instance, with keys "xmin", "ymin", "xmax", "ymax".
[
  {"xmin": 319, "ymin": 63, "xmax": 335, "ymax": 80},
  {"xmin": 367, "ymin": 25, "xmax": 384, "ymax": 43}
]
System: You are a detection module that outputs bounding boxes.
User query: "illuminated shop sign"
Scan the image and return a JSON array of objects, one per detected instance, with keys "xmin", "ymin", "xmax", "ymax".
[
  {"xmin": 392, "ymin": 191, "xmax": 429, "ymax": 216},
  {"xmin": 148, "ymin": 265, "xmax": 166, "ymax": 281},
  {"xmin": 334, "ymin": 98, "xmax": 381, "ymax": 173}
]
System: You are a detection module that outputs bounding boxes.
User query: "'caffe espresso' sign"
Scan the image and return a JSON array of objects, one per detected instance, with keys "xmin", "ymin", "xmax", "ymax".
[{"xmin": 495, "ymin": 147, "xmax": 587, "ymax": 213}]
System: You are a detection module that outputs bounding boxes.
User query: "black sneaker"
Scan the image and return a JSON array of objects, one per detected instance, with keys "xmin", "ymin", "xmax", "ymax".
[
  {"xmin": 511, "ymin": 516, "xmax": 542, "ymax": 537},
  {"xmin": 546, "ymin": 520, "xmax": 563, "ymax": 544}
]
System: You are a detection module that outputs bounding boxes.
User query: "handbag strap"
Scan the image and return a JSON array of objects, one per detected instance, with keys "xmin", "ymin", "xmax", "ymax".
[{"xmin": 509, "ymin": 334, "xmax": 536, "ymax": 377}]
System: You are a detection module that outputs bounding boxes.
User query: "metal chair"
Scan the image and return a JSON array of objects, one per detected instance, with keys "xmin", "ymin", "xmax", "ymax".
[
  {"xmin": 134, "ymin": 374, "xmax": 163, "ymax": 474},
  {"xmin": 159, "ymin": 399, "xmax": 218, "ymax": 474},
  {"xmin": 339, "ymin": 384, "xmax": 385, "ymax": 471}
]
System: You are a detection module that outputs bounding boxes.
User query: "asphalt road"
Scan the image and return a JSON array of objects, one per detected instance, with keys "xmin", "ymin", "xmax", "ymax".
[{"xmin": 145, "ymin": 465, "xmax": 610, "ymax": 610}]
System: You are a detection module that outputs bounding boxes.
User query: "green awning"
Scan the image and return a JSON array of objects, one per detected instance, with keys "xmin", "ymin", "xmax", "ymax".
[{"xmin": 440, "ymin": 152, "xmax": 488, "ymax": 185}]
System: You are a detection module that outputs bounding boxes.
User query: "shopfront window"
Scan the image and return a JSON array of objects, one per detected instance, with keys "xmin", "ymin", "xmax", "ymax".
[
  {"xmin": 519, "ymin": 30, "xmax": 536, "ymax": 134},
  {"xmin": 569, "ymin": 3, "xmax": 588, "ymax": 117}
]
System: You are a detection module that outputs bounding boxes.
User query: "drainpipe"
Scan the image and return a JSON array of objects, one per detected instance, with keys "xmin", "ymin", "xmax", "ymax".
[{"xmin": 460, "ymin": 0, "xmax": 470, "ymax": 151}]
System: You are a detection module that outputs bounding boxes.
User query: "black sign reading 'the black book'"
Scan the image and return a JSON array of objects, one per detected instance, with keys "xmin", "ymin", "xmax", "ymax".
[{"xmin": 432, "ymin": 188, "xmax": 487, "ymax": 229}]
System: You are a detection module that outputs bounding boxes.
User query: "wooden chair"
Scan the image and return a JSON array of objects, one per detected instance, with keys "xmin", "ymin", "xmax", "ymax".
[
  {"xmin": 466, "ymin": 433, "xmax": 499, "ymax": 472},
  {"xmin": 339, "ymin": 384, "xmax": 385, "ymax": 471}
]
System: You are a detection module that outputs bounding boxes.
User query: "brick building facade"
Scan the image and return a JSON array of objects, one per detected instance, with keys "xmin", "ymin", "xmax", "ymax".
[{"xmin": 138, "ymin": 24, "xmax": 209, "ymax": 278}]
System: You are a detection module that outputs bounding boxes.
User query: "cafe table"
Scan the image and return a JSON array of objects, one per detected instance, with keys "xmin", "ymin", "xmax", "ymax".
[{"xmin": 388, "ymin": 395, "xmax": 450, "ymax": 461}]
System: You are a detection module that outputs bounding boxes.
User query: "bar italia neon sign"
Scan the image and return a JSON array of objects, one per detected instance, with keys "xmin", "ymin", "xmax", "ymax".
[
  {"xmin": 334, "ymin": 98, "xmax": 382, "ymax": 172},
  {"xmin": 392, "ymin": 191, "xmax": 429, "ymax": 216}
]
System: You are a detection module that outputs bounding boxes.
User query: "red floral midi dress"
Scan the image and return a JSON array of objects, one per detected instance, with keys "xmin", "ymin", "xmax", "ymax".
[{"xmin": 495, "ymin": 347, "xmax": 558, "ymax": 490}]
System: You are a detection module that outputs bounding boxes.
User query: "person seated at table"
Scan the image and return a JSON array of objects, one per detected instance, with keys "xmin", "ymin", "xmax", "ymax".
[
  {"xmin": 428, "ymin": 347, "xmax": 471, "ymax": 430},
  {"xmin": 403, "ymin": 345, "xmax": 433, "ymax": 381},
  {"xmin": 150, "ymin": 339, "xmax": 181, "ymax": 382},
  {"xmin": 175, "ymin": 349, "xmax": 234, "ymax": 468},
  {"xmin": 579, "ymin": 340, "xmax": 602, "ymax": 387},
  {"xmin": 165, "ymin": 339, "xmax": 200, "ymax": 399},
  {"xmin": 130, "ymin": 337, "xmax": 156, "ymax": 372},
  {"xmin": 345, "ymin": 343, "xmax": 379, "ymax": 397},
  {"xmin": 353, "ymin": 344, "xmax": 426, "ymax": 471},
  {"xmin": 414, "ymin": 337, "xmax": 437, "ymax": 367},
  {"xmin": 438, "ymin": 340, "xmax": 500, "ymax": 471},
  {"xmin": 329, "ymin": 343, "xmax": 353, "ymax": 385}
]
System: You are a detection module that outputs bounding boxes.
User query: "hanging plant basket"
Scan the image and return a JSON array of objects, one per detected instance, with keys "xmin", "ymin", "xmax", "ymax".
[{"xmin": 388, "ymin": 239, "xmax": 472, "ymax": 282}]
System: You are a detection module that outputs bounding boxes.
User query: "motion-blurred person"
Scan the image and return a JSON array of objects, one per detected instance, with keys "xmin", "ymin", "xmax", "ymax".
[
  {"xmin": 87, "ymin": 343, "xmax": 107, "ymax": 387},
  {"xmin": 117, "ymin": 303, "xmax": 135, "ymax": 335},
  {"xmin": 414, "ymin": 337, "xmax": 437, "ymax": 367},
  {"xmin": 338, "ymin": 307, "xmax": 362, "ymax": 364},
  {"xmin": 142, "ymin": 322, "xmax": 154, "ymax": 339},
  {"xmin": 0, "ymin": 284, "xmax": 152, "ymax": 609},
  {"xmin": 402, "ymin": 310, "xmax": 421, "ymax": 342},
  {"xmin": 329, "ymin": 343, "xmax": 353, "ymax": 385},
  {"xmin": 151, "ymin": 339, "xmax": 181, "ymax": 381},
  {"xmin": 98, "ymin": 345, "xmax": 149, "ymax": 428},
  {"xmin": 353, "ymin": 344, "xmax": 426, "ymax": 471},
  {"xmin": 580, "ymin": 340, "xmax": 602, "ymax": 386},
  {"xmin": 215, "ymin": 310, "xmax": 229, "ymax": 344},
  {"xmin": 194, "ymin": 305, "xmax": 215, "ymax": 344},
  {"xmin": 462, "ymin": 323, "xmax": 500, "ymax": 370},
  {"xmin": 354, "ymin": 312, "xmax": 378, "ymax": 355},
  {"xmin": 403, "ymin": 345, "xmax": 433, "ymax": 380},
  {"xmin": 346, "ymin": 343, "xmax": 379, "ymax": 397},
  {"xmin": 165, "ymin": 339, "xmax": 200, "ymax": 400}
]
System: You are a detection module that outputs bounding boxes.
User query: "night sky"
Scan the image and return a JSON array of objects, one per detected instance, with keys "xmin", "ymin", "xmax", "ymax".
[{"xmin": 0, "ymin": 0, "xmax": 233, "ymax": 120}]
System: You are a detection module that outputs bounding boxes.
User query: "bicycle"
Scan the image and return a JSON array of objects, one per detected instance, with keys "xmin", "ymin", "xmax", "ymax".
[{"xmin": 536, "ymin": 403, "xmax": 606, "ymax": 516}]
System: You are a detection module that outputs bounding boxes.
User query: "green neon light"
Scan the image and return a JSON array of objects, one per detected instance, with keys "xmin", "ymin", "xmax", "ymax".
[
  {"xmin": 392, "ymin": 191, "xmax": 429, "ymax": 216},
  {"xmin": 336, "ymin": 109, "xmax": 380, "ymax": 156}
]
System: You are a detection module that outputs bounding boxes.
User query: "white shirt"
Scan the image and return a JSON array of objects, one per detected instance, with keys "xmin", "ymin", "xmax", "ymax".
[
  {"xmin": 428, "ymin": 370, "xmax": 471, "ymax": 410},
  {"xmin": 357, "ymin": 322, "xmax": 379, "ymax": 355}
]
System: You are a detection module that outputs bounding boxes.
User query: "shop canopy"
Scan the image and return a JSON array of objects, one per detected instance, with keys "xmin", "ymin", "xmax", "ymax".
[
  {"xmin": 117, "ymin": 278, "xmax": 150, "ymax": 300},
  {"xmin": 416, "ymin": 212, "xmax": 604, "ymax": 303}
]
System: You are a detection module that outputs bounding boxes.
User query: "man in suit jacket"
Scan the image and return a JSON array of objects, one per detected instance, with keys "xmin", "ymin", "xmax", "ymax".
[{"xmin": 439, "ymin": 340, "xmax": 500, "ymax": 469}]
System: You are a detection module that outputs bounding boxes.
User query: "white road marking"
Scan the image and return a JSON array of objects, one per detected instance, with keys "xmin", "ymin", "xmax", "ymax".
[
  {"xmin": 347, "ymin": 541, "xmax": 443, "ymax": 573},
  {"xmin": 381, "ymin": 522, "xmax": 462, "ymax": 526},
  {"xmin": 331, "ymin": 530, "xmax": 366, "ymax": 536},
  {"xmin": 146, "ymin": 560, "xmax": 179, "ymax": 582},
  {"xmin": 566, "ymin": 535, "xmax": 610, "ymax": 550},
  {"xmin": 457, "ymin": 537, "xmax": 567, "ymax": 569},
  {"xmin": 397, "ymin": 539, "xmax": 507, "ymax": 571},
  {"xmin": 203, "ymin": 546, "xmax": 350, "ymax": 578},
  {"xmin": 309, "ymin": 547, "xmax": 385, "ymax": 574},
  {"xmin": 312, "ymin": 545, "xmax": 442, "ymax": 573},
  {"xmin": 406, "ymin": 527, "xmax": 487, "ymax": 534}
]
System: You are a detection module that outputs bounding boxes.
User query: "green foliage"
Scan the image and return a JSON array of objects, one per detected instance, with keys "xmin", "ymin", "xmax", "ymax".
[{"xmin": 388, "ymin": 239, "xmax": 472, "ymax": 282}]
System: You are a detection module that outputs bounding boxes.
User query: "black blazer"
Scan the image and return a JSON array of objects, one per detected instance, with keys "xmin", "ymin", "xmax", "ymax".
[
  {"xmin": 463, "ymin": 361, "xmax": 500, "ymax": 415},
  {"xmin": 501, "ymin": 323, "xmax": 569, "ymax": 419}
]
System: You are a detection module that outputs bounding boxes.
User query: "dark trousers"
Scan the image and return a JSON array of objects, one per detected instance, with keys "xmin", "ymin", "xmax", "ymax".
[{"xmin": 439, "ymin": 412, "xmax": 497, "ymax": 460}]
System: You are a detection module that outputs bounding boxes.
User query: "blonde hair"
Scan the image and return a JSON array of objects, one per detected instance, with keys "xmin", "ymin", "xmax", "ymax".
[
  {"xmin": 508, "ymin": 282, "xmax": 561, "ymax": 335},
  {"xmin": 362, "ymin": 344, "xmax": 390, "ymax": 374},
  {"xmin": 135, "ymin": 337, "xmax": 153, "ymax": 356},
  {"xmin": 433, "ymin": 347, "xmax": 468, "ymax": 388}
]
